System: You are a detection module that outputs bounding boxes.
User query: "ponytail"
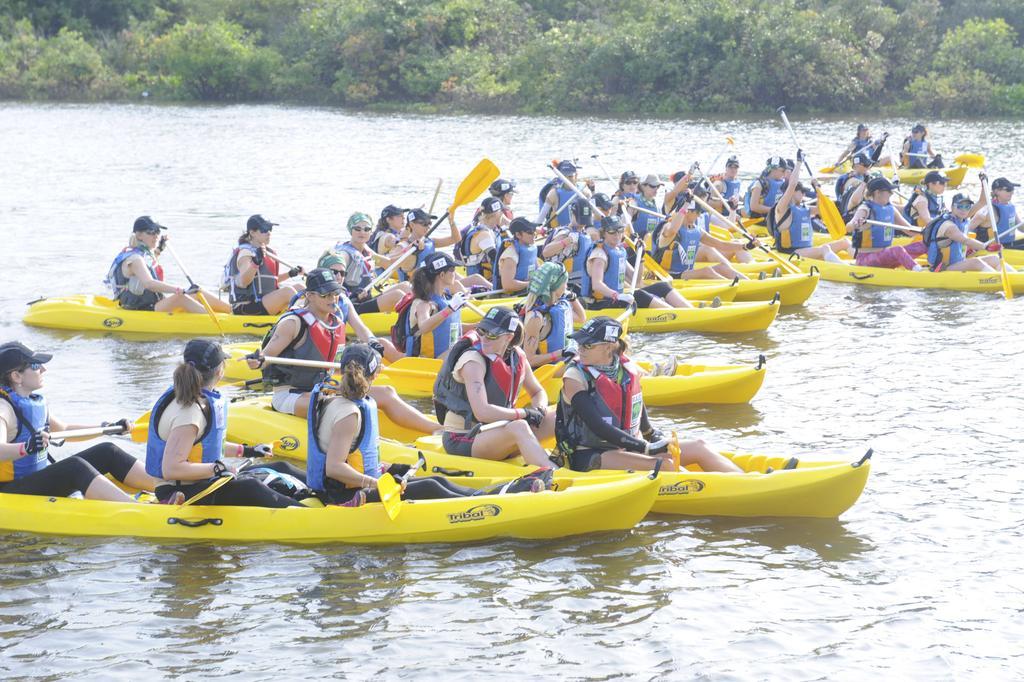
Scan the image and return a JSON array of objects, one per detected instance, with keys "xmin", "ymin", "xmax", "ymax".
[
  {"xmin": 238, "ymin": 229, "xmax": 254, "ymax": 245},
  {"xmin": 411, "ymin": 267, "xmax": 435, "ymax": 301},
  {"xmin": 339, "ymin": 361, "xmax": 372, "ymax": 401},
  {"xmin": 128, "ymin": 233, "xmax": 142, "ymax": 248},
  {"xmin": 173, "ymin": 362, "xmax": 217, "ymax": 406}
]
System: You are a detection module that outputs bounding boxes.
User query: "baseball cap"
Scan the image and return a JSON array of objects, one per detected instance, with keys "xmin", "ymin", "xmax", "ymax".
[
  {"xmin": 951, "ymin": 192, "xmax": 974, "ymax": 208},
  {"xmin": 305, "ymin": 267, "xmax": 344, "ymax": 295},
  {"xmin": 346, "ymin": 212, "xmax": 373, "ymax": 231},
  {"xmin": 620, "ymin": 170, "xmax": 640, "ymax": 183},
  {"xmin": 852, "ymin": 153, "xmax": 873, "ymax": 167},
  {"xmin": 0, "ymin": 342, "xmax": 53, "ymax": 374},
  {"xmin": 489, "ymin": 178, "xmax": 516, "ymax": 196},
  {"xmin": 557, "ymin": 160, "xmax": 578, "ymax": 175},
  {"xmin": 338, "ymin": 343, "xmax": 381, "ymax": 377},
  {"xmin": 480, "ymin": 196, "xmax": 504, "ymax": 214},
  {"xmin": 133, "ymin": 216, "xmax": 166, "ymax": 233},
  {"xmin": 247, "ymin": 215, "xmax": 277, "ymax": 232},
  {"xmin": 423, "ymin": 252, "xmax": 457, "ymax": 276},
  {"xmin": 569, "ymin": 316, "xmax": 623, "ymax": 345},
  {"xmin": 600, "ymin": 215, "xmax": 626, "ymax": 231},
  {"xmin": 726, "ymin": 156, "xmax": 740, "ymax": 168},
  {"xmin": 671, "ymin": 170, "xmax": 688, "ymax": 184},
  {"xmin": 867, "ymin": 177, "xmax": 895, "ymax": 193},
  {"xmin": 992, "ymin": 177, "xmax": 1020, "ymax": 192},
  {"xmin": 766, "ymin": 156, "xmax": 786, "ymax": 169},
  {"xmin": 570, "ymin": 198, "xmax": 593, "ymax": 226},
  {"xmin": 592, "ymin": 193, "xmax": 614, "ymax": 211},
  {"xmin": 923, "ymin": 171, "xmax": 949, "ymax": 185},
  {"xmin": 380, "ymin": 204, "xmax": 407, "ymax": 219},
  {"xmin": 406, "ymin": 208, "xmax": 437, "ymax": 224},
  {"xmin": 912, "ymin": 123, "xmax": 926, "ymax": 133},
  {"xmin": 477, "ymin": 306, "xmax": 522, "ymax": 337},
  {"xmin": 857, "ymin": 123, "xmax": 869, "ymax": 132},
  {"xmin": 641, "ymin": 173, "xmax": 663, "ymax": 187},
  {"xmin": 183, "ymin": 339, "xmax": 229, "ymax": 372},
  {"xmin": 509, "ymin": 217, "xmax": 539, "ymax": 234}
]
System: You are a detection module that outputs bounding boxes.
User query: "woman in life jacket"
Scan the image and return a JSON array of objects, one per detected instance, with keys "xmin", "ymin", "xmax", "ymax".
[
  {"xmin": 434, "ymin": 307, "xmax": 556, "ymax": 468},
  {"xmin": 539, "ymin": 159, "xmax": 591, "ymax": 229},
  {"xmin": 461, "ymin": 196, "xmax": 503, "ymax": 281},
  {"xmin": 320, "ymin": 212, "xmax": 410, "ymax": 315},
  {"xmin": 107, "ymin": 216, "xmax": 229, "ymax": 314},
  {"xmin": 247, "ymin": 268, "xmax": 397, "ymax": 417},
  {"xmin": 835, "ymin": 153, "xmax": 874, "ymax": 204},
  {"xmin": 901, "ymin": 124, "xmax": 936, "ymax": 169},
  {"xmin": 555, "ymin": 318, "xmax": 741, "ymax": 474},
  {"xmin": 925, "ymin": 192, "xmax": 1012, "ymax": 273},
  {"xmin": 835, "ymin": 124, "xmax": 890, "ymax": 167},
  {"xmin": 709, "ymin": 157, "xmax": 742, "ymax": 217},
  {"xmin": 368, "ymin": 205, "xmax": 408, "ymax": 271},
  {"xmin": 582, "ymin": 215, "xmax": 694, "ymax": 310},
  {"xmin": 652, "ymin": 194, "xmax": 751, "ymax": 282},
  {"xmin": 743, "ymin": 158, "xmax": 788, "ymax": 220},
  {"xmin": 846, "ymin": 177, "xmax": 924, "ymax": 270},
  {"xmin": 307, "ymin": 344, "xmax": 538, "ymax": 507},
  {"xmin": 391, "ymin": 208, "xmax": 491, "ymax": 289},
  {"xmin": 228, "ymin": 214, "xmax": 305, "ymax": 316},
  {"xmin": 495, "ymin": 217, "xmax": 540, "ymax": 293},
  {"xmin": 403, "ymin": 253, "xmax": 469, "ymax": 360},
  {"xmin": 770, "ymin": 157, "xmax": 850, "ymax": 262},
  {"xmin": 902, "ymin": 171, "xmax": 949, "ymax": 228},
  {"xmin": 487, "ymin": 178, "xmax": 516, "ymax": 226},
  {"xmin": 0, "ymin": 342, "xmax": 157, "ymax": 501},
  {"xmin": 147, "ymin": 339, "xmax": 304, "ymax": 507},
  {"xmin": 969, "ymin": 176, "xmax": 1024, "ymax": 249},
  {"xmin": 622, "ymin": 173, "xmax": 663, "ymax": 242},
  {"xmin": 521, "ymin": 262, "xmax": 586, "ymax": 368},
  {"xmin": 541, "ymin": 198, "xmax": 597, "ymax": 293}
]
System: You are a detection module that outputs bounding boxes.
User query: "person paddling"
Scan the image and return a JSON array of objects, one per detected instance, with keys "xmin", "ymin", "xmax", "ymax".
[
  {"xmin": 835, "ymin": 152, "xmax": 874, "ymax": 205},
  {"xmin": 146, "ymin": 339, "xmax": 304, "ymax": 507},
  {"xmin": 923, "ymin": 192, "xmax": 1014, "ymax": 273},
  {"xmin": 368, "ymin": 205, "xmax": 407, "ymax": 272},
  {"xmin": 487, "ymin": 178, "xmax": 516, "ymax": 225},
  {"xmin": 459, "ymin": 196, "xmax": 503, "ymax": 281},
  {"xmin": 846, "ymin": 178, "xmax": 922, "ymax": 270},
  {"xmin": 226, "ymin": 214, "xmax": 305, "ymax": 316},
  {"xmin": 521, "ymin": 262, "xmax": 586, "ymax": 368},
  {"xmin": 901, "ymin": 124, "xmax": 937, "ymax": 169},
  {"xmin": 320, "ymin": 212, "xmax": 410, "ymax": 314},
  {"xmin": 743, "ymin": 157, "xmax": 787, "ymax": 221},
  {"xmin": 835, "ymin": 124, "xmax": 890, "ymax": 168},
  {"xmin": 770, "ymin": 154, "xmax": 850, "ymax": 262},
  {"xmin": 400, "ymin": 253, "xmax": 468, "ymax": 359},
  {"xmin": 541, "ymin": 198, "xmax": 597, "ymax": 293},
  {"xmin": 970, "ymin": 176, "xmax": 1024, "ymax": 250},
  {"xmin": 651, "ymin": 194, "xmax": 751, "ymax": 281},
  {"xmin": 106, "ymin": 216, "xmax": 228, "ymax": 314},
  {"xmin": 539, "ymin": 160, "xmax": 590, "ymax": 228},
  {"xmin": 494, "ymin": 217, "xmax": 540, "ymax": 293},
  {"xmin": 902, "ymin": 171, "xmax": 948, "ymax": 228},
  {"xmin": 709, "ymin": 157, "xmax": 742, "ymax": 217},
  {"xmin": 434, "ymin": 307, "xmax": 556, "ymax": 468},
  {"xmin": 0, "ymin": 342, "xmax": 155, "ymax": 501},
  {"xmin": 626, "ymin": 174, "xmax": 663, "ymax": 241},
  {"xmin": 554, "ymin": 317, "xmax": 741, "ymax": 473}
]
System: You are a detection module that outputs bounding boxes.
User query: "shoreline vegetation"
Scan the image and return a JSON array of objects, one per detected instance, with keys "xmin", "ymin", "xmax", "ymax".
[{"xmin": 2, "ymin": 1, "xmax": 1023, "ymax": 116}]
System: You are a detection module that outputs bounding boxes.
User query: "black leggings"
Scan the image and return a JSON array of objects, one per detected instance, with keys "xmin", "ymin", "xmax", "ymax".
[
  {"xmin": 0, "ymin": 443, "xmax": 138, "ymax": 497},
  {"xmin": 156, "ymin": 460, "xmax": 305, "ymax": 508},
  {"xmin": 322, "ymin": 476, "xmax": 477, "ymax": 505},
  {"xmin": 587, "ymin": 282, "xmax": 673, "ymax": 310}
]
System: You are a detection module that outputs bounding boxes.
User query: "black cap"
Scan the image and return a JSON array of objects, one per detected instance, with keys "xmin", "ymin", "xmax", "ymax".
[
  {"xmin": 852, "ymin": 153, "xmax": 873, "ymax": 167},
  {"xmin": 951, "ymin": 192, "xmax": 974, "ymax": 208},
  {"xmin": 0, "ymin": 342, "xmax": 53, "ymax": 374},
  {"xmin": 133, "ymin": 216, "xmax": 166, "ymax": 233},
  {"xmin": 867, "ymin": 177, "xmax": 895, "ymax": 193},
  {"xmin": 557, "ymin": 160, "xmax": 578, "ymax": 175},
  {"xmin": 305, "ymin": 267, "xmax": 344, "ymax": 295},
  {"xmin": 912, "ymin": 123, "xmax": 926, "ymax": 133},
  {"xmin": 183, "ymin": 339, "xmax": 229, "ymax": 372},
  {"xmin": 406, "ymin": 208, "xmax": 437, "ymax": 224},
  {"xmin": 423, "ymin": 252, "xmax": 456, "ymax": 276},
  {"xmin": 509, "ymin": 217, "xmax": 539, "ymax": 234},
  {"xmin": 766, "ymin": 156, "xmax": 786, "ymax": 169},
  {"xmin": 480, "ymin": 196, "xmax": 504, "ymax": 214},
  {"xmin": 785, "ymin": 158, "xmax": 796, "ymax": 170},
  {"xmin": 381, "ymin": 204, "xmax": 407, "ymax": 219},
  {"xmin": 923, "ymin": 171, "xmax": 949, "ymax": 185},
  {"xmin": 569, "ymin": 316, "xmax": 623, "ymax": 345},
  {"xmin": 338, "ymin": 343, "xmax": 381, "ymax": 377},
  {"xmin": 671, "ymin": 170, "xmax": 687, "ymax": 184},
  {"xmin": 992, "ymin": 177, "xmax": 1020, "ymax": 192},
  {"xmin": 593, "ymin": 193, "xmax": 614, "ymax": 211},
  {"xmin": 477, "ymin": 306, "xmax": 522, "ymax": 337},
  {"xmin": 857, "ymin": 123, "xmax": 869, "ymax": 132},
  {"xmin": 726, "ymin": 156, "xmax": 740, "ymax": 168},
  {"xmin": 489, "ymin": 178, "xmax": 516, "ymax": 196},
  {"xmin": 620, "ymin": 170, "xmax": 640, "ymax": 183},
  {"xmin": 600, "ymin": 215, "xmax": 626, "ymax": 231},
  {"xmin": 570, "ymin": 198, "xmax": 593, "ymax": 226},
  {"xmin": 793, "ymin": 182, "xmax": 809, "ymax": 194},
  {"xmin": 247, "ymin": 214, "xmax": 277, "ymax": 232}
]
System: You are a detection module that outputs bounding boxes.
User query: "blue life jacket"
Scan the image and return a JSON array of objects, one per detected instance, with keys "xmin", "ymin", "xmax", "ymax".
[
  {"xmin": 902, "ymin": 189, "xmax": 944, "ymax": 227},
  {"xmin": 632, "ymin": 196, "xmax": 660, "ymax": 240},
  {"xmin": 406, "ymin": 293, "xmax": 462, "ymax": 358},
  {"xmin": 544, "ymin": 227, "xmax": 594, "ymax": 289},
  {"xmin": 335, "ymin": 242, "xmax": 374, "ymax": 296},
  {"xmin": 906, "ymin": 138, "xmax": 928, "ymax": 169},
  {"xmin": 852, "ymin": 201, "xmax": 896, "ymax": 250},
  {"xmin": 744, "ymin": 176, "xmax": 784, "ymax": 217},
  {"xmin": 722, "ymin": 178, "xmax": 741, "ymax": 200},
  {"xmin": 852, "ymin": 137, "xmax": 873, "ymax": 153},
  {"xmin": 771, "ymin": 204, "xmax": 814, "ymax": 252},
  {"xmin": 0, "ymin": 387, "xmax": 49, "ymax": 482},
  {"xmin": 924, "ymin": 212, "xmax": 967, "ymax": 270},
  {"xmin": 531, "ymin": 298, "xmax": 574, "ymax": 354},
  {"xmin": 493, "ymin": 237, "xmax": 537, "ymax": 289},
  {"xmin": 458, "ymin": 222, "xmax": 493, "ymax": 275},
  {"xmin": 105, "ymin": 246, "xmax": 163, "ymax": 310},
  {"xmin": 581, "ymin": 243, "xmax": 627, "ymax": 299},
  {"xmin": 144, "ymin": 387, "xmax": 227, "ymax": 479},
  {"xmin": 652, "ymin": 222, "xmax": 703, "ymax": 275},
  {"xmin": 307, "ymin": 388, "xmax": 379, "ymax": 492},
  {"xmin": 835, "ymin": 172, "xmax": 865, "ymax": 202},
  {"xmin": 368, "ymin": 227, "xmax": 398, "ymax": 275},
  {"xmin": 989, "ymin": 202, "xmax": 1019, "ymax": 245},
  {"xmin": 554, "ymin": 187, "xmax": 577, "ymax": 227},
  {"xmin": 399, "ymin": 238, "xmax": 435, "ymax": 282}
]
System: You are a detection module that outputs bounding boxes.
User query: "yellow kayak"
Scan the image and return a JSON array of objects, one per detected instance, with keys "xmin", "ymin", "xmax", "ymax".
[
  {"xmin": 671, "ymin": 271, "xmax": 819, "ymax": 305},
  {"xmin": 0, "ymin": 473, "xmax": 658, "ymax": 544},
  {"xmin": 819, "ymin": 163, "xmax": 971, "ymax": 188},
  {"xmin": 207, "ymin": 398, "xmax": 870, "ymax": 519},
  {"xmin": 220, "ymin": 344, "xmax": 767, "ymax": 406},
  {"xmin": 780, "ymin": 252, "xmax": 1024, "ymax": 293}
]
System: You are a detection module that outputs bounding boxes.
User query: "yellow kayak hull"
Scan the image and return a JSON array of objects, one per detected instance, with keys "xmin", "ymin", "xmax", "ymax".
[
  {"xmin": 820, "ymin": 163, "xmax": 971, "ymax": 188},
  {"xmin": 780, "ymin": 252, "xmax": 1024, "ymax": 293},
  {"xmin": 671, "ymin": 271, "xmax": 819, "ymax": 305},
  {"xmin": 0, "ymin": 473, "xmax": 657, "ymax": 544},
  {"xmin": 221, "ymin": 344, "xmax": 767, "ymax": 406}
]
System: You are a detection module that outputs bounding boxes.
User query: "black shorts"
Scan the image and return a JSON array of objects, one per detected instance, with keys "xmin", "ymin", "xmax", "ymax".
[
  {"xmin": 352, "ymin": 296, "xmax": 381, "ymax": 315},
  {"xmin": 441, "ymin": 431, "xmax": 475, "ymax": 457},
  {"xmin": 232, "ymin": 300, "xmax": 269, "ymax": 316},
  {"xmin": 568, "ymin": 448, "xmax": 605, "ymax": 472},
  {"xmin": 586, "ymin": 282, "xmax": 673, "ymax": 310}
]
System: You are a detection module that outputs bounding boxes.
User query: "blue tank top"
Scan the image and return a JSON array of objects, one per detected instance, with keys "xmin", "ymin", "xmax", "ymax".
[
  {"xmin": 722, "ymin": 178, "xmax": 741, "ymax": 200},
  {"xmin": 307, "ymin": 391, "xmax": 379, "ymax": 492},
  {"xmin": 144, "ymin": 387, "xmax": 227, "ymax": 479},
  {"xmin": 0, "ymin": 388, "xmax": 49, "ymax": 482}
]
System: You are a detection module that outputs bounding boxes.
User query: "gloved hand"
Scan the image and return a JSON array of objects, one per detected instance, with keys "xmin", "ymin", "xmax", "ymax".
[
  {"xmin": 447, "ymin": 291, "xmax": 468, "ymax": 311},
  {"xmin": 252, "ymin": 247, "xmax": 265, "ymax": 266},
  {"xmin": 385, "ymin": 462, "xmax": 413, "ymax": 479},
  {"xmin": 522, "ymin": 407, "xmax": 546, "ymax": 427},
  {"xmin": 184, "ymin": 283, "xmax": 200, "ymax": 295},
  {"xmin": 563, "ymin": 290, "xmax": 577, "ymax": 302},
  {"xmin": 645, "ymin": 429, "xmax": 665, "ymax": 443},
  {"xmin": 242, "ymin": 443, "xmax": 273, "ymax": 458},
  {"xmin": 101, "ymin": 418, "xmax": 132, "ymax": 434},
  {"xmin": 288, "ymin": 266, "xmax": 303, "ymax": 278},
  {"xmin": 616, "ymin": 293, "xmax": 635, "ymax": 306},
  {"xmin": 979, "ymin": 172, "xmax": 988, "ymax": 184},
  {"xmin": 367, "ymin": 338, "xmax": 385, "ymax": 357},
  {"xmin": 645, "ymin": 437, "xmax": 670, "ymax": 456},
  {"xmin": 245, "ymin": 351, "xmax": 265, "ymax": 369},
  {"xmin": 157, "ymin": 235, "xmax": 168, "ymax": 252},
  {"xmin": 796, "ymin": 149, "xmax": 805, "ymax": 164},
  {"xmin": 561, "ymin": 345, "xmax": 579, "ymax": 362},
  {"xmin": 26, "ymin": 431, "xmax": 49, "ymax": 455}
]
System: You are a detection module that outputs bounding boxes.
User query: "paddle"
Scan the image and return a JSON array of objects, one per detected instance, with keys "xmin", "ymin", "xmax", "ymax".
[
  {"xmin": 982, "ymin": 219, "xmax": 1024, "ymax": 246},
  {"xmin": 47, "ymin": 423, "xmax": 132, "ymax": 447},
  {"xmin": 705, "ymin": 135, "xmax": 736, "ymax": 175},
  {"xmin": 776, "ymin": 107, "xmax": 847, "ymax": 241},
  {"xmin": 359, "ymin": 158, "xmax": 500, "ymax": 296},
  {"xmin": 864, "ymin": 219, "xmax": 923, "ymax": 234},
  {"xmin": 980, "ymin": 174, "xmax": 1014, "ymax": 300},
  {"xmin": 428, "ymin": 178, "xmax": 443, "ymax": 215},
  {"xmin": 163, "ymin": 243, "xmax": 227, "ymax": 337},
  {"xmin": 378, "ymin": 454, "xmax": 426, "ymax": 519},
  {"xmin": 590, "ymin": 154, "xmax": 617, "ymax": 185}
]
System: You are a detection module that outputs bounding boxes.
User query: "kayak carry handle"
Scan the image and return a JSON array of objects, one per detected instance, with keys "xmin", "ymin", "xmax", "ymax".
[
  {"xmin": 852, "ymin": 449, "xmax": 874, "ymax": 468},
  {"xmin": 26, "ymin": 297, "xmax": 46, "ymax": 306},
  {"xmin": 756, "ymin": 354, "xmax": 767, "ymax": 371},
  {"xmin": 771, "ymin": 292, "xmax": 781, "ymax": 304},
  {"xmin": 850, "ymin": 273, "xmax": 874, "ymax": 281},
  {"xmin": 416, "ymin": 452, "xmax": 427, "ymax": 471},
  {"xmin": 241, "ymin": 322, "xmax": 275, "ymax": 329},
  {"xmin": 432, "ymin": 466, "xmax": 474, "ymax": 477},
  {"xmin": 648, "ymin": 458, "xmax": 664, "ymax": 479},
  {"xmin": 809, "ymin": 265, "xmax": 819, "ymax": 276},
  {"xmin": 730, "ymin": 276, "xmax": 740, "ymax": 287},
  {"xmin": 167, "ymin": 517, "xmax": 223, "ymax": 528}
]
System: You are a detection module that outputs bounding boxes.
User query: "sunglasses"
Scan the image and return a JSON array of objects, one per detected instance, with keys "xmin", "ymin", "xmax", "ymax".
[
  {"xmin": 256, "ymin": 226, "xmax": 273, "ymax": 233},
  {"xmin": 954, "ymin": 202, "xmax": 974, "ymax": 210},
  {"xmin": 581, "ymin": 341, "xmax": 614, "ymax": 349},
  {"xmin": 330, "ymin": 268, "xmax": 346, "ymax": 277},
  {"xmin": 140, "ymin": 228, "xmax": 161, "ymax": 236},
  {"xmin": 351, "ymin": 225, "xmax": 372, "ymax": 232},
  {"xmin": 623, "ymin": 180, "xmax": 639, "ymax": 185},
  {"xmin": 27, "ymin": 362, "xmax": 44, "ymax": 371},
  {"xmin": 312, "ymin": 290, "xmax": 340, "ymax": 299},
  {"xmin": 603, "ymin": 228, "xmax": 624, "ymax": 234},
  {"xmin": 480, "ymin": 329, "xmax": 513, "ymax": 340}
]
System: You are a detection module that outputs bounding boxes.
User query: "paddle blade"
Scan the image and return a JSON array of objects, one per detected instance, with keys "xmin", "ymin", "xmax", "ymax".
[
  {"xmin": 377, "ymin": 473, "xmax": 403, "ymax": 520},
  {"xmin": 130, "ymin": 411, "xmax": 151, "ymax": 442},
  {"xmin": 999, "ymin": 252, "xmax": 1014, "ymax": 300},
  {"xmin": 818, "ymin": 165, "xmax": 836, "ymax": 174},
  {"xmin": 817, "ymin": 193, "xmax": 847, "ymax": 241},
  {"xmin": 954, "ymin": 153, "xmax": 985, "ymax": 169},
  {"xmin": 448, "ymin": 158, "xmax": 500, "ymax": 215},
  {"xmin": 669, "ymin": 431, "xmax": 681, "ymax": 470}
]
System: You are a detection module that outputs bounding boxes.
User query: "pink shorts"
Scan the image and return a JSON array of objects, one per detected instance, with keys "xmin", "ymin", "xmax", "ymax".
[{"xmin": 854, "ymin": 246, "xmax": 919, "ymax": 270}]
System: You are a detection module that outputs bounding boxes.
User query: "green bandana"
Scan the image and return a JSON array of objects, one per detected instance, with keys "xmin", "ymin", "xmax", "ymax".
[
  {"xmin": 347, "ymin": 212, "xmax": 372, "ymax": 231},
  {"xmin": 528, "ymin": 261, "xmax": 568, "ymax": 303}
]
